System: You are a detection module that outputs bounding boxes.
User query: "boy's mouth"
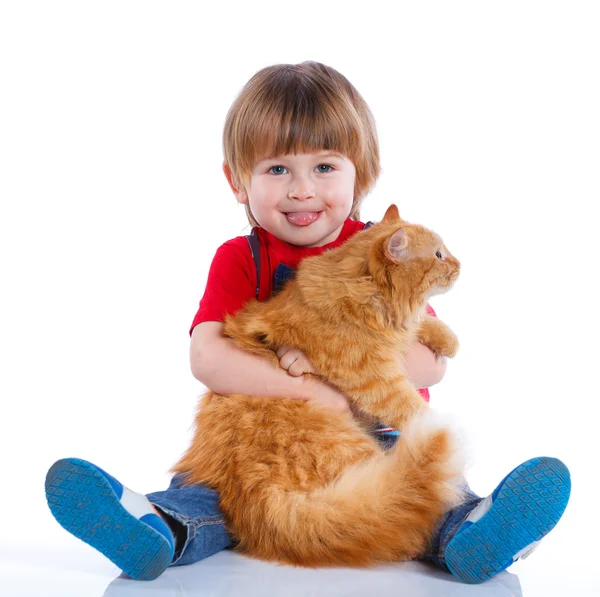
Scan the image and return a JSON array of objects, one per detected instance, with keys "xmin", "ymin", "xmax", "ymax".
[{"xmin": 284, "ymin": 211, "xmax": 322, "ymax": 226}]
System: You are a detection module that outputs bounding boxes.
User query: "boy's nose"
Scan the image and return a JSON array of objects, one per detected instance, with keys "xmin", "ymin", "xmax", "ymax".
[
  {"xmin": 288, "ymin": 180, "xmax": 316, "ymax": 201},
  {"xmin": 289, "ymin": 189, "xmax": 315, "ymax": 201}
]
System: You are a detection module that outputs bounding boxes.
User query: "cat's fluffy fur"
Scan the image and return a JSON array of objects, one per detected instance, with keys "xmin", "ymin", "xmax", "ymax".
[{"xmin": 173, "ymin": 205, "xmax": 463, "ymax": 566}]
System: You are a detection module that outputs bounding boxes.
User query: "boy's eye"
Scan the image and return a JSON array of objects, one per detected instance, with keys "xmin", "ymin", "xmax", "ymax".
[
  {"xmin": 317, "ymin": 164, "xmax": 334, "ymax": 173},
  {"xmin": 268, "ymin": 164, "xmax": 334, "ymax": 175},
  {"xmin": 269, "ymin": 165, "xmax": 287, "ymax": 175}
]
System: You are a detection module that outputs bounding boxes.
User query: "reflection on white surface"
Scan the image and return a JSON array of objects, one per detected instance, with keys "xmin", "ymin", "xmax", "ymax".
[
  {"xmin": 3, "ymin": 538, "xmax": 600, "ymax": 597},
  {"xmin": 102, "ymin": 553, "xmax": 523, "ymax": 597},
  {"xmin": 1, "ymin": 548, "xmax": 525, "ymax": 597}
]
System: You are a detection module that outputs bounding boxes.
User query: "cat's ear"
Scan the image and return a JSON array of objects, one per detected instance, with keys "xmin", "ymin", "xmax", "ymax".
[
  {"xmin": 387, "ymin": 229, "xmax": 409, "ymax": 261},
  {"xmin": 382, "ymin": 204, "xmax": 401, "ymax": 223}
]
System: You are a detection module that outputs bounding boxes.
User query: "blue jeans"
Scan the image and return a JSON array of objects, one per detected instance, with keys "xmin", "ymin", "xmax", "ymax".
[{"xmin": 147, "ymin": 434, "xmax": 482, "ymax": 571}]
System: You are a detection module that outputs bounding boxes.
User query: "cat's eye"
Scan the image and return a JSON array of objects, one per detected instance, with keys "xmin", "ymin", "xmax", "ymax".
[{"xmin": 435, "ymin": 251, "xmax": 443, "ymax": 259}]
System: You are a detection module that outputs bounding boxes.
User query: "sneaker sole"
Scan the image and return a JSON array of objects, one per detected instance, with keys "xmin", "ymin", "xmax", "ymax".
[
  {"xmin": 45, "ymin": 458, "xmax": 172, "ymax": 581},
  {"xmin": 445, "ymin": 456, "xmax": 571, "ymax": 584}
]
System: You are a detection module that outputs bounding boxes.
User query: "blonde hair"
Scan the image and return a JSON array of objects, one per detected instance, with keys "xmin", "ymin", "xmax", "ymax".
[{"xmin": 223, "ymin": 61, "xmax": 381, "ymax": 227}]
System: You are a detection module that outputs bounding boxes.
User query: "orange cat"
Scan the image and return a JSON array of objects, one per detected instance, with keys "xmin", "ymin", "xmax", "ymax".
[{"xmin": 173, "ymin": 204, "xmax": 463, "ymax": 566}]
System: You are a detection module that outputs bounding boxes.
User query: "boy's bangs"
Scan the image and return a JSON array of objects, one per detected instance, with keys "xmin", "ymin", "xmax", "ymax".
[{"xmin": 241, "ymin": 95, "xmax": 364, "ymax": 177}]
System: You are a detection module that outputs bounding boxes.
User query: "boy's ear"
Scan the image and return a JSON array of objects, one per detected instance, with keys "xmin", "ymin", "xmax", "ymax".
[{"xmin": 223, "ymin": 162, "xmax": 249, "ymax": 205}]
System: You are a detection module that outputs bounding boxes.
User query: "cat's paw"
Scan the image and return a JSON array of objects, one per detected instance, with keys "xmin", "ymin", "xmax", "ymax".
[
  {"xmin": 434, "ymin": 329, "xmax": 459, "ymax": 359},
  {"xmin": 417, "ymin": 317, "xmax": 459, "ymax": 359}
]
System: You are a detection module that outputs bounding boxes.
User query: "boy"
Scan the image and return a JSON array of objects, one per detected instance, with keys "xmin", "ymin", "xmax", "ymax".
[{"xmin": 46, "ymin": 61, "xmax": 570, "ymax": 584}]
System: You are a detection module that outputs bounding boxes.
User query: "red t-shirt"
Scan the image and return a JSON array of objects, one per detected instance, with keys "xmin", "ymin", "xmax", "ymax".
[{"xmin": 190, "ymin": 218, "xmax": 436, "ymax": 402}]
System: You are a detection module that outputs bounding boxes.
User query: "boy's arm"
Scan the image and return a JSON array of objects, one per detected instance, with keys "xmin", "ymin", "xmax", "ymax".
[
  {"xmin": 403, "ymin": 303, "xmax": 447, "ymax": 389},
  {"xmin": 276, "ymin": 341, "xmax": 445, "ymax": 390},
  {"xmin": 400, "ymin": 342, "xmax": 447, "ymax": 389},
  {"xmin": 406, "ymin": 303, "xmax": 455, "ymax": 389},
  {"xmin": 277, "ymin": 338, "xmax": 446, "ymax": 390},
  {"xmin": 190, "ymin": 321, "xmax": 351, "ymax": 413}
]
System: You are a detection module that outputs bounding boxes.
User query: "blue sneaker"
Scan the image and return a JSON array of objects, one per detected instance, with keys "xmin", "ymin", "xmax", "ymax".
[
  {"xmin": 45, "ymin": 458, "xmax": 175, "ymax": 581},
  {"xmin": 445, "ymin": 456, "xmax": 571, "ymax": 584}
]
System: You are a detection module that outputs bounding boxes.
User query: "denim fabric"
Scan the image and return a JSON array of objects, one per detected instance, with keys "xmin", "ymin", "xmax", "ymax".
[
  {"xmin": 147, "ymin": 433, "xmax": 481, "ymax": 570},
  {"xmin": 273, "ymin": 263, "xmax": 297, "ymax": 296},
  {"xmin": 420, "ymin": 484, "xmax": 482, "ymax": 569},
  {"xmin": 146, "ymin": 475, "xmax": 232, "ymax": 566}
]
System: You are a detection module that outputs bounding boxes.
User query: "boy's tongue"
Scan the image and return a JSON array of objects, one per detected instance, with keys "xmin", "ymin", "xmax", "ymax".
[{"xmin": 285, "ymin": 211, "xmax": 321, "ymax": 226}]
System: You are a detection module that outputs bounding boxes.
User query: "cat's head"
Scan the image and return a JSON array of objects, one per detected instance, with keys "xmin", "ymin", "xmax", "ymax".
[{"xmin": 370, "ymin": 204, "xmax": 460, "ymax": 303}]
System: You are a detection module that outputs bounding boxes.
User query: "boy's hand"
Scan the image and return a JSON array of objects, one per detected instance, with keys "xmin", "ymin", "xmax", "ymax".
[
  {"xmin": 302, "ymin": 376, "xmax": 352, "ymax": 414},
  {"xmin": 277, "ymin": 345, "xmax": 351, "ymax": 414},
  {"xmin": 276, "ymin": 345, "xmax": 315, "ymax": 377}
]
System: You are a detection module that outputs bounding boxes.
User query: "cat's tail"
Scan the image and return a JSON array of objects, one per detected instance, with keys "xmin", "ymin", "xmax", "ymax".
[{"xmin": 235, "ymin": 410, "xmax": 464, "ymax": 566}]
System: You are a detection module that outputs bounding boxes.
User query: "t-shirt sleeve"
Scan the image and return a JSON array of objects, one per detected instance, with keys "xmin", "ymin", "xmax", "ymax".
[{"xmin": 189, "ymin": 240, "xmax": 256, "ymax": 334}]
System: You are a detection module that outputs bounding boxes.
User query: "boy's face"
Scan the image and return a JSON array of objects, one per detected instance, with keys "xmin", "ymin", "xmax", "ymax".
[{"xmin": 226, "ymin": 152, "xmax": 356, "ymax": 247}]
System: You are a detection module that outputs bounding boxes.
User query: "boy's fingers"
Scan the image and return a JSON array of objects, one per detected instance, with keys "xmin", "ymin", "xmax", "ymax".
[
  {"xmin": 276, "ymin": 345, "xmax": 290, "ymax": 358},
  {"xmin": 278, "ymin": 347, "xmax": 314, "ymax": 376},
  {"xmin": 288, "ymin": 361, "xmax": 304, "ymax": 377},
  {"xmin": 300, "ymin": 360, "xmax": 314, "ymax": 373},
  {"xmin": 279, "ymin": 351, "xmax": 299, "ymax": 371}
]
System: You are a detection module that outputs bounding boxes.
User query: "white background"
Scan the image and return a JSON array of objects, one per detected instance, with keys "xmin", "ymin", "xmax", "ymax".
[{"xmin": 1, "ymin": 1, "xmax": 599, "ymax": 595}]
